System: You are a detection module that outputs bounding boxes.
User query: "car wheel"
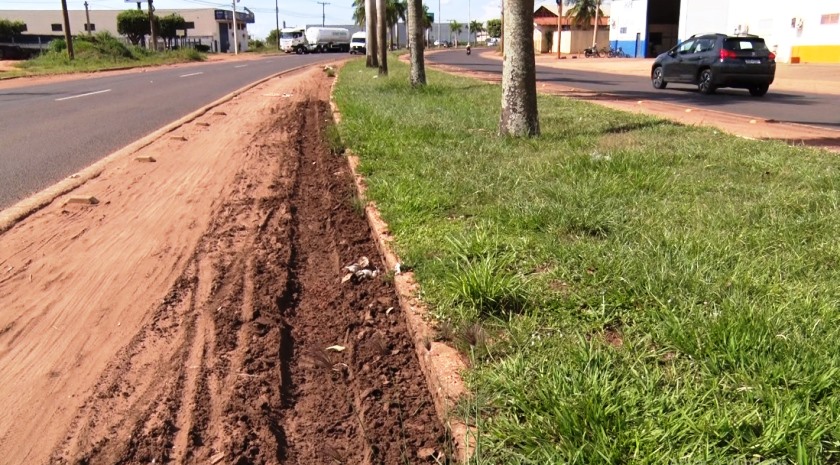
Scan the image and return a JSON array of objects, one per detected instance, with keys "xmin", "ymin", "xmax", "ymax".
[
  {"xmin": 652, "ymin": 66, "xmax": 667, "ymax": 89},
  {"xmin": 698, "ymin": 69, "xmax": 716, "ymax": 94},
  {"xmin": 749, "ymin": 85, "xmax": 769, "ymax": 97}
]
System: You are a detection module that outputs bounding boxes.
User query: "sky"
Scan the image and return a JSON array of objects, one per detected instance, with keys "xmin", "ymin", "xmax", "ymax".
[{"xmin": 2, "ymin": 0, "xmax": 506, "ymax": 40}]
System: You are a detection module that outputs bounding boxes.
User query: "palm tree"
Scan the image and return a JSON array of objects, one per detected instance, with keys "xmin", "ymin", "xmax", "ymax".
[
  {"xmin": 352, "ymin": 0, "xmax": 365, "ymax": 25},
  {"xmin": 449, "ymin": 20, "xmax": 462, "ymax": 47},
  {"xmin": 377, "ymin": 0, "xmax": 388, "ymax": 75},
  {"xmin": 469, "ymin": 20, "xmax": 484, "ymax": 44},
  {"xmin": 499, "ymin": 0, "xmax": 539, "ymax": 137},
  {"xmin": 422, "ymin": 4, "xmax": 433, "ymax": 45},
  {"xmin": 386, "ymin": 0, "xmax": 407, "ymax": 48},
  {"xmin": 366, "ymin": 0, "xmax": 378, "ymax": 67},
  {"xmin": 408, "ymin": 0, "xmax": 426, "ymax": 86},
  {"xmin": 565, "ymin": 0, "xmax": 603, "ymax": 47}
]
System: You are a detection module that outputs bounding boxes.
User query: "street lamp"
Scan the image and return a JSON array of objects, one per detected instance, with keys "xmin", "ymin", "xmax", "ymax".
[{"xmin": 437, "ymin": 0, "xmax": 441, "ymax": 45}]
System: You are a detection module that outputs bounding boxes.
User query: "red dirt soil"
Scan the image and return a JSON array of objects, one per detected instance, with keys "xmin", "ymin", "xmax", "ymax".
[{"xmin": 0, "ymin": 66, "xmax": 445, "ymax": 464}]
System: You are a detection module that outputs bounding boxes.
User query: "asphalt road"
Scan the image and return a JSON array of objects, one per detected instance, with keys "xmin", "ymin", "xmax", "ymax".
[
  {"xmin": 0, "ymin": 53, "xmax": 334, "ymax": 209},
  {"xmin": 429, "ymin": 50, "xmax": 840, "ymax": 130}
]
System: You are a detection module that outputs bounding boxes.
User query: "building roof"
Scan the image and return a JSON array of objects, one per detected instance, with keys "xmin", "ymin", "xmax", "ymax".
[{"xmin": 534, "ymin": 4, "xmax": 609, "ymax": 27}]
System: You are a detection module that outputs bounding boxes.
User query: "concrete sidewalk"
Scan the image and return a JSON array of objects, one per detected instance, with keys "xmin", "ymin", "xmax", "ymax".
[{"xmin": 483, "ymin": 51, "xmax": 840, "ymax": 95}]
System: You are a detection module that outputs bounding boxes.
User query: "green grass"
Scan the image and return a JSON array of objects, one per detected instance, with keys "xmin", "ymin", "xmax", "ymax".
[
  {"xmin": 334, "ymin": 59, "xmax": 840, "ymax": 463},
  {"xmin": 1, "ymin": 32, "xmax": 204, "ymax": 78}
]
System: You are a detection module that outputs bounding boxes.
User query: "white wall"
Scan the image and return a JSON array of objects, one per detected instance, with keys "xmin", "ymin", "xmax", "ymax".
[
  {"xmin": 678, "ymin": 0, "xmax": 840, "ymax": 62},
  {"xmin": 678, "ymin": 0, "xmax": 731, "ymax": 40},
  {"xmin": 609, "ymin": 0, "xmax": 648, "ymax": 43}
]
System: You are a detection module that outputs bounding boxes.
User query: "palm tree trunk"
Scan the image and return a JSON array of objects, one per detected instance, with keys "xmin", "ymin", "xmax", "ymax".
[
  {"xmin": 377, "ymin": 0, "xmax": 388, "ymax": 75},
  {"xmin": 408, "ymin": 0, "xmax": 426, "ymax": 86},
  {"xmin": 499, "ymin": 0, "xmax": 539, "ymax": 137},
  {"xmin": 591, "ymin": 0, "xmax": 599, "ymax": 48},
  {"xmin": 366, "ymin": 0, "xmax": 379, "ymax": 67}
]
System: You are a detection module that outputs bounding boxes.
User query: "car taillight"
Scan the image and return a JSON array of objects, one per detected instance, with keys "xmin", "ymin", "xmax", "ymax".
[
  {"xmin": 768, "ymin": 52, "xmax": 776, "ymax": 60},
  {"xmin": 720, "ymin": 49, "xmax": 737, "ymax": 60}
]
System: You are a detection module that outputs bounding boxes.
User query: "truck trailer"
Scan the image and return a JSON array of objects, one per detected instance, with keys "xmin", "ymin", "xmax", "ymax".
[
  {"xmin": 304, "ymin": 27, "xmax": 350, "ymax": 53},
  {"xmin": 279, "ymin": 26, "xmax": 350, "ymax": 54}
]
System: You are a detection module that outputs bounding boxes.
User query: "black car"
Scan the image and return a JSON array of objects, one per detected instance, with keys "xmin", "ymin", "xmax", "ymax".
[{"xmin": 651, "ymin": 33, "xmax": 776, "ymax": 96}]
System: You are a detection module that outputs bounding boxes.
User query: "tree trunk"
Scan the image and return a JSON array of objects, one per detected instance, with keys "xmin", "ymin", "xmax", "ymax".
[
  {"xmin": 365, "ymin": 0, "xmax": 378, "ymax": 67},
  {"xmin": 148, "ymin": 0, "xmax": 157, "ymax": 51},
  {"xmin": 500, "ymin": 7, "xmax": 504, "ymax": 56},
  {"xmin": 376, "ymin": 0, "xmax": 388, "ymax": 75},
  {"xmin": 591, "ymin": 1, "xmax": 599, "ymax": 48},
  {"xmin": 60, "ymin": 0, "xmax": 74, "ymax": 59},
  {"xmin": 499, "ymin": 0, "xmax": 539, "ymax": 137},
  {"xmin": 407, "ymin": 0, "xmax": 426, "ymax": 86}
]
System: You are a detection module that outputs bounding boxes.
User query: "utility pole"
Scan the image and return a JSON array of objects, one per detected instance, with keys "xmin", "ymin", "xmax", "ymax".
[
  {"xmin": 556, "ymin": 0, "xmax": 562, "ymax": 58},
  {"xmin": 275, "ymin": 0, "xmax": 280, "ymax": 49},
  {"xmin": 60, "ymin": 0, "xmax": 74, "ymax": 59},
  {"xmin": 84, "ymin": 1, "xmax": 91, "ymax": 35},
  {"xmin": 148, "ymin": 0, "xmax": 157, "ymax": 51},
  {"xmin": 317, "ymin": 2, "xmax": 330, "ymax": 27},
  {"xmin": 232, "ymin": 0, "xmax": 238, "ymax": 54}
]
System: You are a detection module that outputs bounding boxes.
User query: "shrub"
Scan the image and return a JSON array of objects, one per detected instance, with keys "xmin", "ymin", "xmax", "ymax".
[{"xmin": 49, "ymin": 38, "xmax": 66, "ymax": 53}]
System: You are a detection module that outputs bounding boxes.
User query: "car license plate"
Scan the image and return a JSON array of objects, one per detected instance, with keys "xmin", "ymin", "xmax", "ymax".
[{"xmin": 745, "ymin": 59, "xmax": 761, "ymax": 64}]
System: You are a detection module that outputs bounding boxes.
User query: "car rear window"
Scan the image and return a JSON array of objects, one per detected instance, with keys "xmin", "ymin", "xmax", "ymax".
[{"xmin": 724, "ymin": 38, "xmax": 768, "ymax": 51}]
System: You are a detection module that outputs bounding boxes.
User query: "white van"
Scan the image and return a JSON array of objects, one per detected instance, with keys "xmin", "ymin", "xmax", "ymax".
[{"xmin": 350, "ymin": 31, "xmax": 366, "ymax": 54}]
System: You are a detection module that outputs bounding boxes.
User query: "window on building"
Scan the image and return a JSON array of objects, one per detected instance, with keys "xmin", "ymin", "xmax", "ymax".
[
  {"xmin": 51, "ymin": 23, "xmax": 62, "ymax": 32},
  {"xmin": 84, "ymin": 23, "xmax": 96, "ymax": 32},
  {"xmin": 821, "ymin": 13, "xmax": 839, "ymax": 25}
]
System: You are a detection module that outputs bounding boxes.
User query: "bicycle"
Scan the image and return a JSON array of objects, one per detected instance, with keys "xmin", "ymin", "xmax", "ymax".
[{"xmin": 606, "ymin": 46, "xmax": 627, "ymax": 58}]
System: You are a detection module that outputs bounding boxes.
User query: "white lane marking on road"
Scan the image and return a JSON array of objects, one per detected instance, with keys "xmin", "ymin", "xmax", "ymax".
[
  {"xmin": 55, "ymin": 89, "xmax": 112, "ymax": 101},
  {"xmin": 234, "ymin": 64, "xmax": 248, "ymax": 68},
  {"xmin": 179, "ymin": 72, "xmax": 204, "ymax": 78}
]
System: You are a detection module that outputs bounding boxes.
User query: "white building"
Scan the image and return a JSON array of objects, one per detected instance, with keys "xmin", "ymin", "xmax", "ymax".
[
  {"xmin": 608, "ymin": 0, "xmax": 840, "ymax": 62},
  {"xmin": 0, "ymin": 8, "xmax": 255, "ymax": 53}
]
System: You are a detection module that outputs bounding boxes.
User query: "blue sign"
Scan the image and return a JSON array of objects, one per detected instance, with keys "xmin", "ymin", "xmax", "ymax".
[{"xmin": 214, "ymin": 9, "xmax": 255, "ymax": 23}]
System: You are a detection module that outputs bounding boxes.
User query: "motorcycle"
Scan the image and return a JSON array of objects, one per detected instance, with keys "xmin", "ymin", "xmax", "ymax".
[
  {"xmin": 466, "ymin": 44, "xmax": 471, "ymax": 55},
  {"xmin": 583, "ymin": 44, "xmax": 601, "ymax": 58}
]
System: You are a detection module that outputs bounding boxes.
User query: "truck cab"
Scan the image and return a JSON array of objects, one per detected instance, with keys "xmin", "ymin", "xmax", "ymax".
[{"xmin": 280, "ymin": 27, "xmax": 306, "ymax": 54}]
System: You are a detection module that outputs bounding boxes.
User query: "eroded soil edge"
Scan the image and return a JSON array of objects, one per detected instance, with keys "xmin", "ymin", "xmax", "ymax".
[{"xmin": 47, "ymin": 75, "xmax": 445, "ymax": 465}]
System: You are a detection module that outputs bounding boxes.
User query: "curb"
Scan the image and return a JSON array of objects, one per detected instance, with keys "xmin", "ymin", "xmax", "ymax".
[
  {"xmin": 329, "ymin": 66, "xmax": 474, "ymax": 463},
  {"xmin": 0, "ymin": 63, "xmax": 313, "ymax": 235}
]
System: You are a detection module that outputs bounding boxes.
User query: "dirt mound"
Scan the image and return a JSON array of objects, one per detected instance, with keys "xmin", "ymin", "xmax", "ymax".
[{"xmin": 0, "ymin": 67, "xmax": 445, "ymax": 464}]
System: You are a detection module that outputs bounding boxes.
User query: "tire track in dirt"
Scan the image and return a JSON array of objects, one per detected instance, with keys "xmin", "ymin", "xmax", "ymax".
[{"xmin": 47, "ymin": 68, "xmax": 445, "ymax": 465}]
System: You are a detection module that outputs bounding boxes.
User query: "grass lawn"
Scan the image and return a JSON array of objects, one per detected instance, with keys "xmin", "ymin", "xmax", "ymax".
[
  {"xmin": 334, "ymin": 57, "xmax": 840, "ymax": 464},
  {"xmin": 1, "ymin": 32, "xmax": 204, "ymax": 78}
]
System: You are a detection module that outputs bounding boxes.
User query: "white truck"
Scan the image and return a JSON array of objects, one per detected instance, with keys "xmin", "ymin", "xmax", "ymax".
[
  {"xmin": 350, "ymin": 31, "xmax": 366, "ymax": 54},
  {"xmin": 280, "ymin": 26, "xmax": 351, "ymax": 54},
  {"xmin": 304, "ymin": 27, "xmax": 350, "ymax": 53}
]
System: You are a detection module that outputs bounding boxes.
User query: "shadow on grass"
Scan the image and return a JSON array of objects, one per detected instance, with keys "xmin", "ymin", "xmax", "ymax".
[{"xmin": 602, "ymin": 119, "xmax": 678, "ymax": 134}]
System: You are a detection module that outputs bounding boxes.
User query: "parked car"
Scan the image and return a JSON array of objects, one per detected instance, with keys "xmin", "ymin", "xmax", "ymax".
[
  {"xmin": 651, "ymin": 33, "xmax": 776, "ymax": 96},
  {"xmin": 486, "ymin": 37, "xmax": 499, "ymax": 47}
]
